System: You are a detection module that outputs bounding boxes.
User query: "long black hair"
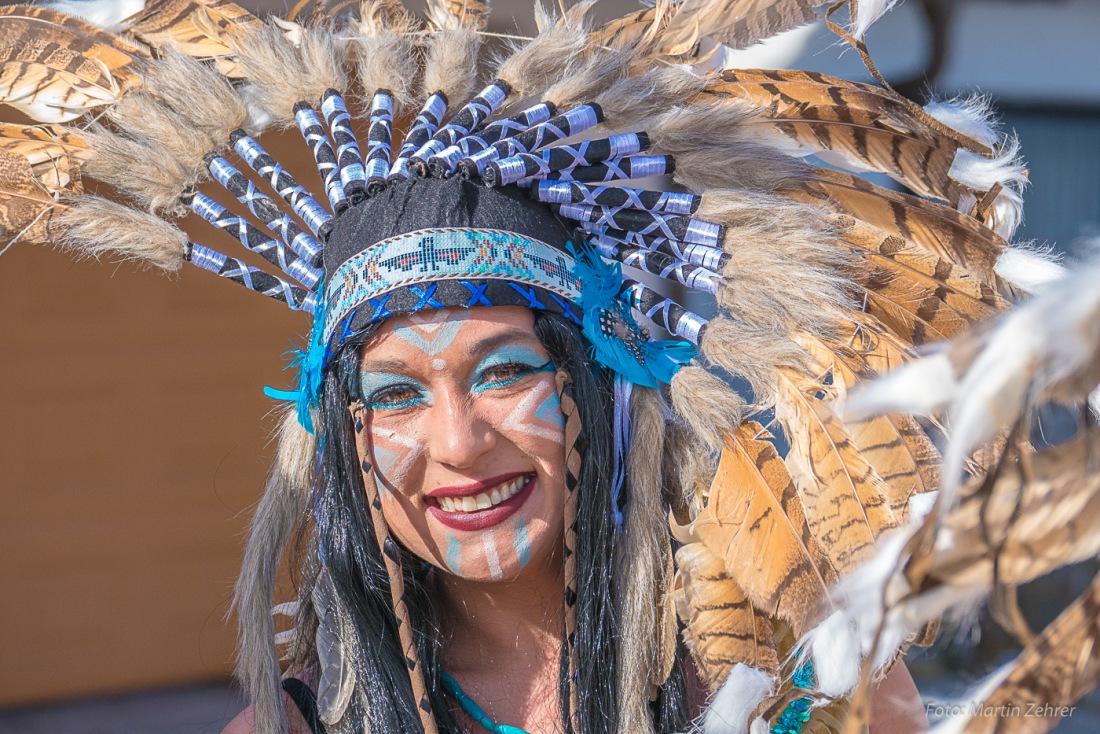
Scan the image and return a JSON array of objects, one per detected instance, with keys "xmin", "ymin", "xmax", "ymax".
[{"xmin": 294, "ymin": 310, "xmax": 689, "ymax": 733}]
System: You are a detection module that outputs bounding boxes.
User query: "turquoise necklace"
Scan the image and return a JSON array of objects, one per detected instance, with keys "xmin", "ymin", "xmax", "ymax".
[{"xmin": 440, "ymin": 671, "xmax": 531, "ymax": 734}]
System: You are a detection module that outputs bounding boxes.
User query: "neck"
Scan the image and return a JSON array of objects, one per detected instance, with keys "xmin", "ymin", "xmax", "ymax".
[{"xmin": 436, "ymin": 554, "xmax": 565, "ymax": 677}]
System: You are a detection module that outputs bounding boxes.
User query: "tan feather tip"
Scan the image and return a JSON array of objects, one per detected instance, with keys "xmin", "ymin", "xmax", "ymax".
[{"xmin": 58, "ymin": 197, "xmax": 187, "ymax": 271}]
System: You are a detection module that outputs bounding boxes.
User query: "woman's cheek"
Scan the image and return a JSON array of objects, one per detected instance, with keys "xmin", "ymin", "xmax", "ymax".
[
  {"xmin": 370, "ymin": 421, "xmax": 426, "ymax": 493},
  {"xmin": 491, "ymin": 377, "xmax": 565, "ymax": 446}
]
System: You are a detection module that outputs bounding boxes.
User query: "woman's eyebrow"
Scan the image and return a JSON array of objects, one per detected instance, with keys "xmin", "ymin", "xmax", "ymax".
[
  {"xmin": 467, "ymin": 328, "xmax": 545, "ymax": 358},
  {"xmin": 359, "ymin": 358, "xmax": 413, "ymax": 373}
]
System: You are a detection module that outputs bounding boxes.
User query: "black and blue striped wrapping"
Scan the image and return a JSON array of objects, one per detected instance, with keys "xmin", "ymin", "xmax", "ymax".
[
  {"xmin": 231, "ymin": 131, "xmax": 334, "ymax": 239},
  {"xmin": 591, "ymin": 235, "xmax": 719, "ymax": 295},
  {"xmin": 619, "ymin": 281, "xmax": 708, "ymax": 344},
  {"xmin": 186, "ymin": 242, "xmax": 316, "ymax": 312},
  {"xmin": 320, "ymin": 89, "xmax": 367, "ymax": 200},
  {"xmin": 533, "ymin": 180, "xmax": 700, "ymax": 215},
  {"xmin": 458, "ymin": 104, "xmax": 603, "ymax": 179},
  {"xmin": 428, "ymin": 101, "xmax": 556, "ymax": 178},
  {"xmin": 188, "ymin": 191, "xmax": 322, "ymax": 289},
  {"xmin": 581, "ymin": 224, "xmax": 729, "ymax": 271},
  {"xmin": 365, "ymin": 90, "xmax": 394, "ymax": 187},
  {"xmin": 207, "ymin": 155, "xmax": 324, "ymax": 265},
  {"xmin": 547, "ymin": 155, "xmax": 673, "ymax": 184},
  {"xmin": 486, "ymin": 133, "xmax": 650, "ymax": 187},
  {"xmin": 556, "ymin": 203, "xmax": 724, "ymax": 247},
  {"xmin": 294, "ymin": 102, "xmax": 347, "ymax": 214},
  {"xmin": 410, "ymin": 80, "xmax": 510, "ymax": 169},
  {"xmin": 390, "ymin": 92, "xmax": 447, "ymax": 180}
]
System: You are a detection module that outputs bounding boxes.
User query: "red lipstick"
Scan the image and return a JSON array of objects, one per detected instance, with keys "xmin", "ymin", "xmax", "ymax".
[{"xmin": 427, "ymin": 475, "xmax": 536, "ymax": 531}]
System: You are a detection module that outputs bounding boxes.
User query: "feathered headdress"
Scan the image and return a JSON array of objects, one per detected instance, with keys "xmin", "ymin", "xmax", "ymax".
[{"xmin": 0, "ymin": 0, "xmax": 1075, "ymax": 732}]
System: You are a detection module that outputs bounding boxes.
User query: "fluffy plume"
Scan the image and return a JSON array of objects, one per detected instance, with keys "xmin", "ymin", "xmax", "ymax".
[
  {"xmin": 669, "ymin": 364, "xmax": 746, "ymax": 452},
  {"xmin": 596, "ymin": 65, "xmax": 706, "ymax": 128},
  {"xmin": 649, "ymin": 104, "xmax": 809, "ymax": 193},
  {"xmin": 353, "ymin": 0, "xmax": 420, "ymax": 110},
  {"xmin": 143, "ymin": 50, "xmax": 248, "ymax": 148},
  {"xmin": 78, "ymin": 121, "xmax": 202, "ymax": 215},
  {"xmin": 234, "ymin": 406, "xmax": 316, "ymax": 734},
  {"xmin": 57, "ymin": 195, "xmax": 187, "ymax": 270},
  {"xmin": 421, "ymin": 28, "xmax": 480, "ymax": 105},
  {"xmin": 994, "ymin": 244, "xmax": 1066, "ymax": 294},
  {"xmin": 541, "ymin": 46, "xmax": 632, "ymax": 109},
  {"xmin": 848, "ymin": 0, "xmax": 900, "ymax": 40},
  {"xmin": 496, "ymin": 2, "xmax": 598, "ymax": 98},
  {"xmin": 704, "ymin": 191, "xmax": 851, "ymax": 338},
  {"xmin": 231, "ymin": 23, "xmax": 347, "ymax": 122},
  {"xmin": 663, "ymin": 413, "xmax": 720, "ymax": 516},
  {"xmin": 702, "ymin": 663, "xmax": 776, "ymax": 734},
  {"xmin": 41, "ymin": 0, "xmax": 147, "ymax": 31},
  {"xmin": 699, "ymin": 318, "xmax": 807, "ymax": 407},
  {"xmin": 615, "ymin": 386, "xmax": 673, "ymax": 734}
]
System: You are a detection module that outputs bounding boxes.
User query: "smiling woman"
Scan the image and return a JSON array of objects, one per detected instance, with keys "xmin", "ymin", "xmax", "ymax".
[{"xmin": 1, "ymin": 0, "xmax": 1054, "ymax": 732}]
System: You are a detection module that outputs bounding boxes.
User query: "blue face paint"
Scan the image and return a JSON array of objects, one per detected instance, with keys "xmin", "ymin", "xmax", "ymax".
[
  {"xmin": 360, "ymin": 371, "xmax": 431, "ymax": 411},
  {"xmin": 446, "ymin": 534, "xmax": 462, "ymax": 574},
  {"xmin": 470, "ymin": 344, "xmax": 554, "ymax": 394},
  {"xmin": 512, "ymin": 521, "xmax": 531, "ymax": 567}
]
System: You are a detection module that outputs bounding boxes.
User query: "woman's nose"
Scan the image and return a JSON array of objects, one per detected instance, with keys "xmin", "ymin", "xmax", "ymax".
[{"xmin": 424, "ymin": 387, "xmax": 496, "ymax": 468}]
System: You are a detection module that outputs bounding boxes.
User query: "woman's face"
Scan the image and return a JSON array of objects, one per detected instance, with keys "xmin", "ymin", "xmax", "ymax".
[{"xmin": 353, "ymin": 307, "xmax": 567, "ymax": 582}]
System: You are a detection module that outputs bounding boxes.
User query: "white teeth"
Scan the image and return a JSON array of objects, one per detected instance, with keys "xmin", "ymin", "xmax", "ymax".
[{"xmin": 436, "ymin": 475, "xmax": 532, "ymax": 513}]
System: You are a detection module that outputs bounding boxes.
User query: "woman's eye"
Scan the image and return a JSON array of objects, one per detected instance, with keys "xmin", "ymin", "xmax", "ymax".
[
  {"xmin": 368, "ymin": 385, "xmax": 425, "ymax": 411},
  {"xmin": 477, "ymin": 361, "xmax": 552, "ymax": 390}
]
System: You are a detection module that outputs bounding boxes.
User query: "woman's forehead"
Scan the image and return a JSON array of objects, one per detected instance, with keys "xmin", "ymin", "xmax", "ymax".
[{"xmin": 359, "ymin": 307, "xmax": 541, "ymax": 365}]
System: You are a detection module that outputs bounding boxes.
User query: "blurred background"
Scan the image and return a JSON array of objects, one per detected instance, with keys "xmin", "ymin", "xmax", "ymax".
[{"xmin": 1, "ymin": 0, "xmax": 1098, "ymax": 731}]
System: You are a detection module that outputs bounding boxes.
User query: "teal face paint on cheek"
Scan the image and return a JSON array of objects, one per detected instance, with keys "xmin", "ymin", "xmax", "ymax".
[
  {"xmin": 513, "ymin": 521, "xmax": 531, "ymax": 567},
  {"xmin": 446, "ymin": 534, "xmax": 462, "ymax": 574}
]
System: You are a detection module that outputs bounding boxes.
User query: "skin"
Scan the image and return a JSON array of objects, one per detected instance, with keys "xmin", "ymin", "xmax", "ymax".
[{"xmin": 223, "ymin": 306, "xmax": 927, "ymax": 734}]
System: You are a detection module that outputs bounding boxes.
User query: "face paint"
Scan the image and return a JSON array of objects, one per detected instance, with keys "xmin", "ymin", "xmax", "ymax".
[
  {"xmin": 355, "ymin": 307, "xmax": 568, "ymax": 584},
  {"xmin": 446, "ymin": 534, "xmax": 462, "ymax": 575},
  {"xmin": 513, "ymin": 520, "xmax": 531, "ymax": 568}
]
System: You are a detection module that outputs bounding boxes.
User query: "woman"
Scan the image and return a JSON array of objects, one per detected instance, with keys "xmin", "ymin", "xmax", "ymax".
[{"xmin": 0, "ymin": 0, "xmax": 1036, "ymax": 732}]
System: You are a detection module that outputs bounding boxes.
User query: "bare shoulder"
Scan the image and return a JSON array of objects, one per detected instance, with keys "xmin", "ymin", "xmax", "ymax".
[{"xmin": 221, "ymin": 693, "xmax": 314, "ymax": 734}]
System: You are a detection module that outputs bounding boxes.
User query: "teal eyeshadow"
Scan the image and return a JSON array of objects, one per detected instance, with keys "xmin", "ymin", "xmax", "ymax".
[
  {"xmin": 471, "ymin": 345, "xmax": 554, "ymax": 393},
  {"xmin": 360, "ymin": 371, "xmax": 430, "ymax": 410}
]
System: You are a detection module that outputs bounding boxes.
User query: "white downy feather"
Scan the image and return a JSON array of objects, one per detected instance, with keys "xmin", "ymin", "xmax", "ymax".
[
  {"xmin": 702, "ymin": 664, "xmax": 776, "ymax": 734},
  {"xmin": 908, "ymin": 491, "xmax": 938, "ymax": 523},
  {"xmin": 849, "ymin": 0, "xmax": 901, "ymax": 40},
  {"xmin": 41, "ymin": 0, "xmax": 147, "ymax": 30},
  {"xmin": 994, "ymin": 245, "xmax": 1067, "ymax": 293},
  {"xmin": 1090, "ymin": 385, "xmax": 1100, "ymax": 424},
  {"xmin": 924, "ymin": 95, "xmax": 1000, "ymax": 148},
  {"xmin": 948, "ymin": 138, "xmax": 1027, "ymax": 240}
]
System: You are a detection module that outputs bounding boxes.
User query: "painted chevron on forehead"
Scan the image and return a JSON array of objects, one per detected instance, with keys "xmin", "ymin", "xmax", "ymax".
[
  {"xmin": 502, "ymin": 379, "xmax": 565, "ymax": 443},
  {"xmin": 390, "ymin": 309, "xmax": 470, "ymax": 356}
]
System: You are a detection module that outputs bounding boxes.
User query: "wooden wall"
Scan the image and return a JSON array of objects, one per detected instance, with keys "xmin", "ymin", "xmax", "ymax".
[{"xmin": 0, "ymin": 237, "xmax": 304, "ymax": 706}]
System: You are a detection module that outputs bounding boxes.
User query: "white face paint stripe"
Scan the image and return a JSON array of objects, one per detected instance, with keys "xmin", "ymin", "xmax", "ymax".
[
  {"xmin": 372, "ymin": 427, "xmax": 422, "ymax": 486},
  {"xmin": 501, "ymin": 379, "xmax": 565, "ymax": 443},
  {"xmin": 482, "ymin": 532, "xmax": 503, "ymax": 580}
]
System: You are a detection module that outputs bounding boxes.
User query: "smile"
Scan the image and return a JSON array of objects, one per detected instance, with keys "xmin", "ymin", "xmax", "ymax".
[{"xmin": 426, "ymin": 473, "xmax": 536, "ymax": 531}]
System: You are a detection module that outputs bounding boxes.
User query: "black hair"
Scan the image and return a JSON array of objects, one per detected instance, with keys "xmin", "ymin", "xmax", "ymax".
[{"xmin": 299, "ymin": 310, "xmax": 690, "ymax": 733}]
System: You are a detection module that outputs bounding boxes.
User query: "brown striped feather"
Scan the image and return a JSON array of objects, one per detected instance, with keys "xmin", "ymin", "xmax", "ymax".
[
  {"xmin": 0, "ymin": 149, "xmax": 70, "ymax": 246},
  {"xmin": 675, "ymin": 540, "xmax": 779, "ymax": 690},
  {"xmin": 589, "ymin": 6, "xmax": 664, "ymax": 53},
  {"xmin": 693, "ymin": 422, "xmax": 836, "ymax": 635},
  {"xmin": 656, "ymin": 0, "xmax": 830, "ymax": 57},
  {"xmin": 125, "ymin": 0, "xmax": 261, "ymax": 78},
  {"xmin": 791, "ymin": 168, "xmax": 1007, "ymax": 287},
  {"xmin": 796, "ymin": 332, "xmax": 941, "ymax": 522},
  {"xmin": 0, "ymin": 6, "xmax": 146, "ymax": 123},
  {"xmin": 704, "ymin": 69, "xmax": 977, "ymax": 204},
  {"xmin": 0, "ymin": 123, "xmax": 88, "ymax": 192},
  {"xmin": 775, "ymin": 369, "xmax": 898, "ymax": 574},
  {"xmin": 961, "ymin": 572, "xmax": 1100, "ymax": 734}
]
